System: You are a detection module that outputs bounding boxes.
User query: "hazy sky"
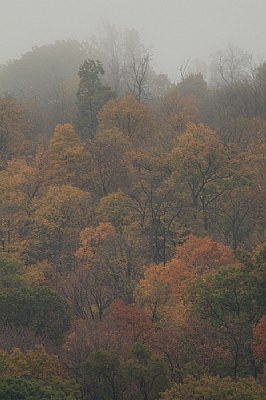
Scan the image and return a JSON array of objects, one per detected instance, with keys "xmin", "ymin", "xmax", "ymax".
[{"xmin": 1, "ymin": 0, "xmax": 266, "ymax": 79}]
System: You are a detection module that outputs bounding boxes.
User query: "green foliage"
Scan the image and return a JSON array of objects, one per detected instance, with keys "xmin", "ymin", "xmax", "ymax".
[
  {"xmin": 0, "ymin": 287, "xmax": 70, "ymax": 342},
  {"xmin": 0, "ymin": 41, "xmax": 86, "ymax": 99},
  {"xmin": 161, "ymin": 375, "xmax": 266, "ymax": 400},
  {"xmin": 0, "ymin": 256, "xmax": 23, "ymax": 290},
  {"xmin": 96, "ymin": 192, "xmax": 131, "ymax": 232},
  {"xmin": 0, "ymin": 377, "xmax": 80, "ymax": 400},
  {"xmin": 83, "ymin": 350, "xmax": 124, "ymax": 400},
  {"xmin": 75, "ymin": 59, "xmax": 114, "ymax": 138},
  {"xmin": 186, "ymin": 264, "xmax": 266, "ymax": 377},
  {"xmin": 82, "ymin": 345, "xmax": 169, "ymax": 400},
  {"xmin": 187, "ymin": 264, "xmax": 265, "ymax": 326},
  {"xmin": 125, "ymin": 343, "xmax": 169, "ymax": 400}
]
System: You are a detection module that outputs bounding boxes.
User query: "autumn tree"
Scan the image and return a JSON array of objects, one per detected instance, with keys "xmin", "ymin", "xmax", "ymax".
[
  {"xmin": 85, "ymin": 129, "xmax": 131, "ymax": 197},
  {"xmin": 0, "ymin": 148, "xmax": 50, "ymax": 254},
  {"xmin": 151, "ymin": 314, "xmax": 231, "ymax": 383},
  {"xmin": 97, "ymin": 301, "xmax": 154, "ymax": 356},
  {"xmin": 253, "ymin": 316, "xmax": 266, "ymax": 363},
  {"xmin": 135, "ymin": 236, "xmax": 238, "ymax": 321},
  {"xmin": 47, "ymin": 124, "xmax": 89, "ymax": 187},
  {"xmin": 126, "ymin": 147, "xmax": 185, "ymax": 263},
  {"xmin": 97, "ymin": 95, "xmax": 156, "ymax": 143},
  {"xmin": 63, "ymin": 223, "xmax": 145, "ymax": 319},
  {"xmin": 96, "ymin": 192, "xmax": 132, "ymax": 232},
  {"xmin": 171, "ymin": 123, "xmax": 233, "ymax": 232},
  {"xmin": 156, "ymin": 87, "xmax": 200, "ymax": 149},
  {"xmin": 0, "ymin": 346, "xmax": 63, "ymax": 381},
  {"xmin": 213, "ymin": 144, "xmax": 265, "ymax": 250},
  {"xmin": 23, "ymin": 185, "xmax": 92, "ymax": 268},
  {"xmin": 0, "ymin": 97, "xmax": 32, "ymax": 167}
]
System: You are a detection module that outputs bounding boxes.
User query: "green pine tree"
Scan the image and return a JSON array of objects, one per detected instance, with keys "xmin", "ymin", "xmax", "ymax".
[{"xmin": 75, "ymin": 59, "xmax": 114, "ymax": 139}]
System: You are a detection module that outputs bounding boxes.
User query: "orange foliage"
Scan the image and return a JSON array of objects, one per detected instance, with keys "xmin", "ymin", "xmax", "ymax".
[
  {"xmin": 76, "ymin": 223, "xmax": 116, "ymax": 262},
  {"xmin": 158, "ymin": 89, "xmax": 199, "ymax": 135},
  {"xmin": 135, "ymin": 236, "xmax": 239, "ymax": 319},
  {"xmin": 97, "ymin": 95, "xmax": 155, "ymax": 142},
  {"xmin": 173, "ymin": 235, "xmax": 238, "ymax": 277}
]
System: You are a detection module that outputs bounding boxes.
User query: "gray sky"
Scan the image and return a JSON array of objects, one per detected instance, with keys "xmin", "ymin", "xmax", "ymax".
[{"xmin": 1, "ymin": 0, "xmax": 266, "ymax": 79}]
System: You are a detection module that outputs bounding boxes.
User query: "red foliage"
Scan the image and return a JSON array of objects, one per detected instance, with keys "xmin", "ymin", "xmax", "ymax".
[{"xmin": 253, "ymin": 316, "xmax": 266, "ymax": 361}]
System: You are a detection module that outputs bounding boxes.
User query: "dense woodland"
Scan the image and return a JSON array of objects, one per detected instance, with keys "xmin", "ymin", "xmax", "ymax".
[{"xmin": 0, "ymin": 30, "xmax": 266, "ymax": 399}]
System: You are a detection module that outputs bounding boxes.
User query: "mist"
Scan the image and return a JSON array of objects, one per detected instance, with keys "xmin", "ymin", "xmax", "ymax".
[{"xmin": 1, "ymin": 0, "xmax": 266, "ymax": 79}]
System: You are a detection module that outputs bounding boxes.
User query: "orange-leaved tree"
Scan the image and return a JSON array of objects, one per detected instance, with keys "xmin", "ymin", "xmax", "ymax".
[{"xmin": 135, "ymin": 236, "xmax": 239, "ymax": 321}]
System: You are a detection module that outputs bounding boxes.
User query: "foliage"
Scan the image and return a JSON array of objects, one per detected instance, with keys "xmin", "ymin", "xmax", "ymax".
[
  {"xmin": 161, "ymin": 375, "xmax": 266, "ymax": 400},
  {"xmin": 0, "ymin": 256, "xmax": 23, "ymax": 289},
  {"xmin": 98, "ymin": 94, "xmax": 155, "ymax": 143},
  {"xmin": 186, "ymin": 264, "xmax": 266, "ymax": 377},
  {"xmin": 135, "ymin": 236, "xmax": 238, "ymax": 321},
  {"xmin": 0, "ymin": 287, "xmax": 70, "ymax": 342},
  {"xmin": 0, "ymin": 377, "xmax": 80, "ymax": 400},
  {"xmin": 82, "ymin": 344, "xmax": 169, "ymax": 400},
  {"xmin": 75, "ymin": 59, "xmax": 114, "ymax": 139},
  {"xmin": 0, "ymin": 97, "xmax": 31, "ymax": 165},
  {"xmin": 253, "ymin": 316, "xmax": 266, "ymax": 362}
]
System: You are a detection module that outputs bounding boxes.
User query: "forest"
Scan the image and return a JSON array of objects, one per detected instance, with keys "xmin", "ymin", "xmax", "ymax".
[{"xmin": 0, "ymin": 28, "xmax": 266, "ymax": 399}]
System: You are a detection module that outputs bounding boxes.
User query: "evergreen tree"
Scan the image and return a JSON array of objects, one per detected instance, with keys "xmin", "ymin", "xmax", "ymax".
[{"xmin": 75, "ymin": 59, "xmax": 114, "ymax": 139}]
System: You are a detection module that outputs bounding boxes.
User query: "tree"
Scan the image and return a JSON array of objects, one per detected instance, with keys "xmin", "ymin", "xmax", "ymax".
[
  {"xmin": 47, "ymin": 124, "xmax": 89, "ymax": 187},
  {"xmin": 210, "ymin": 45, "xmax": 255, "ymax": 87},
  {"xmin": 0, "ymin": 256, "xmax": 23, "ymax": 290},
  {"xmin": 253, "ymin": 316, "xmax": 266, "ymax": 363},
  {"xmin": 161, "ymin": 375, "xmax": 266, "ymax": 400},
  {"xmin": 96, "ymin": 191, "xmax": 132, "ymax": 232},
  {"xmin": 75, "ymin": 59, "xmax": 114, "ymax": 139},
  {"xmin": 151, "ymin": 315, "xmax": 231, "ymax": 383},
  {"xmin": 171, "ymin": 123, "xmax": 232, "ymax": 231},
  {"xmin": 156, "ymin": 87, "xmax": 200, "ymax": 147},
  {"xmin": 23, "ymin": 185, "xmax": 92, "ymax": 268},
  {"xmin": 97, "ymin": 95, "xmax": 155, "ymax": 143},
  {"xmin": 97, "ymin": 301, "xmax": 154, "ymax": 356},
  {"xmin": 0, "ymin": 97, "xmax": 31, "ymax": 167},
  {"xmin": 0, "ymin": 147, "xmax": 51, "ymax": 254},
  {"xmin": 126, "ymin": 147, "xmax": 184, "ymax": 263},
  {"xmin": 135, "ymin": 236, "xmax": 238, "ymax": 321},
  {"xmin": 0, "ymin": 287, "xmax": 70, "ymax": 343},
  {"xmin": 0, "ymin": 40, "xmax": 92, "ymax": 136},
  {"xmin": 186, "ymin": 263, "xmax": 266, "ymax": 378},
  {"xmin": 253, "ymin": 315, "xmax": 266, "ymax": 383},
  {"xmin": 0, "ymin": 346, "xmax": 63, "ymax": 381},
  {"xmin": 0, "ymin": 377, "xmax": 80, "ymax": 400},
  {"xmin": 82, "ymin": 350, "xmax": 124, "ymax": 400},
  {"xmin": 127, "ymin": 54, "xmax": 151, "ymax": 101},
  {"xmin": 65, "ymin": 223, "xmax": 145, "ymax": 319},
  {"xmin": 85, "ymin": 129, "xmax": 131, "ymax": 197},
  {"xmin": 82, "ymin": 345, "xmax": 169, "ymax": 400},
  {"xmin": 124, "ymin": 342, "xmax": 169, "ymax": 400}
]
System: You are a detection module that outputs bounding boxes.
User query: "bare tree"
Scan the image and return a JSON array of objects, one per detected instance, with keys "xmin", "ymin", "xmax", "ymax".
[
  {"xmin": 127, "ymin": 54, "xmax": 151, "ymax": 101},
  {"xmin": 210, "ymin": 45, "xmax": 256, "ymax": 87}
]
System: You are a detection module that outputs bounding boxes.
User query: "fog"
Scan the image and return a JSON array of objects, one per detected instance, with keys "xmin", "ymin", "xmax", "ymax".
[{"xmin": 1, "ymin": 0, "xmax": 266, "ymax": 79}]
